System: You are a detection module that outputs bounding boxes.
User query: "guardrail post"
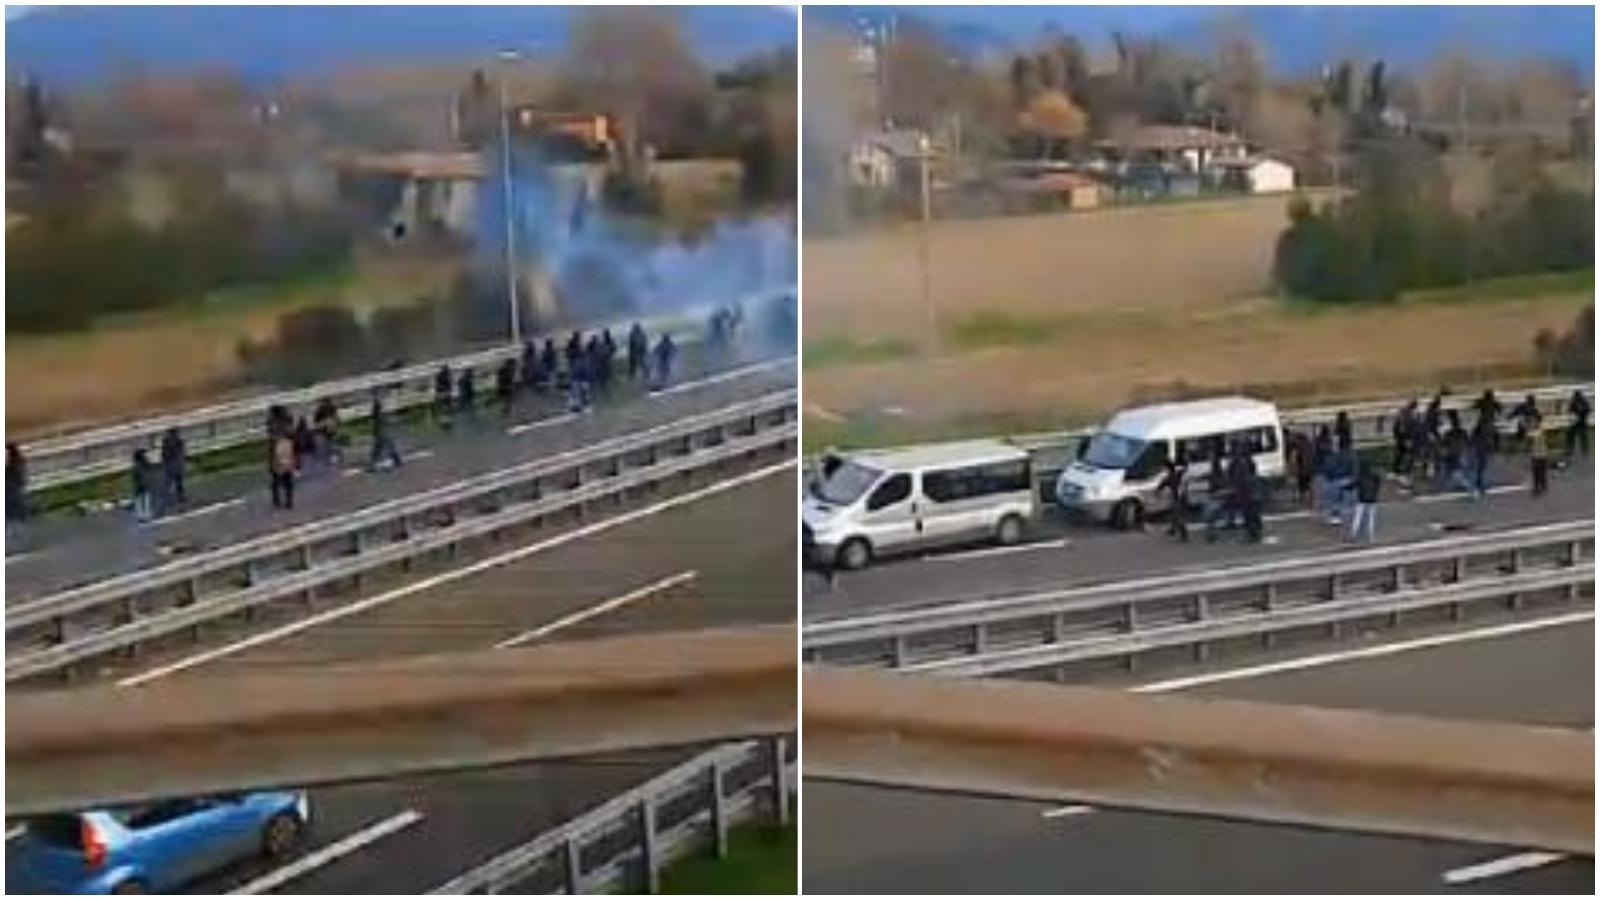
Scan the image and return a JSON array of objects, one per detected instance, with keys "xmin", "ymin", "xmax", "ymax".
[
  {"xmin": 639, "ymin": 797, "xmax": 660, "ymax": 894},
  {"xmin": 1506, "ymin": 549, "xmax": 1524, "ymax": 610},
  {"xmin": 769, "ymin": 736, "xmax": 791, "ymax": 826},
  {"xmin": 1051, "ymin": 613, "xmax": 1066, "ymax": 644},
  {"xmin": 972, "ymin": 622, "xmax": 987, "ymax": 656},
  {"xmin": 1325, "ymin": 573, "xmax": 1340, "ymax": 601},
  {"xmin": 710, "ymin": 759, "xmax": 728, "ymax": 858},
  {"xmin": 563, "ymin": 836, "xmax": 584, "ymax": 894},
  {"xmin": 1123, "ymin": 602, "xmax": 1138, "ymax": 633},
  {"xmin": 891, "ymin": 635, "xmax": 907, "ymax": 668},
  {"xmin": 1192, "ymin": 594, "xmax": 1208, "ymax": 622}
]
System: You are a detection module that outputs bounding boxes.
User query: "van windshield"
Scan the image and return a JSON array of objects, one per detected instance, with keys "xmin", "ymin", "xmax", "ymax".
[
  {"xmin": 812, "ymin": 460, "xmax": 882, "ymax": 506},
  {"xmin": 1082, "ymin": 432, "xmax": 1145, "ymax": 470}
]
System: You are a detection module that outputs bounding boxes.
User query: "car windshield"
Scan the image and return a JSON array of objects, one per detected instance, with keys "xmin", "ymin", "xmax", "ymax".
[
  {"xmin": 812, "ymin": 460, "xmax": 882, "ymax": 506},
  {"xmin": 1082, "ymin": 432, "xmax": 1146, "ymax": 470}
]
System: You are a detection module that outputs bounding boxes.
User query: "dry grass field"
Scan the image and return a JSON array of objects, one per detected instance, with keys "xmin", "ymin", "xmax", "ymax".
[{"xmin": 803, "ymin": 195, "xmax": 1591, "ymax": 448}]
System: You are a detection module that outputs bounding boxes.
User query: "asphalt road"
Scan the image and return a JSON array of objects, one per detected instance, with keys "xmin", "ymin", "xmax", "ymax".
[
  {"xmin": 45, "ymin": 468, "xmax": 799, "ymax": 894},
  {"xmin": 802, "ymin": 617, "xmax": 1595, "ymax": 894},
  {"xmin": 6, "ymin": 355, "xmax": 794, "ymax": 601},
  {"xmin": 803, "ymin": 455, "xmax": 1594, "ymax": 619}
]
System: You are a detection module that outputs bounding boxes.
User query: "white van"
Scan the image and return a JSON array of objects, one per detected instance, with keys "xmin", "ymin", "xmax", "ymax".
[
  {"xmin": 804, "ymin": 440, "xmax": 1037, "ymax": 569},
  {"xmin": 1055, "ymin": 397, "xmax": 1285, "ymax": 529}
]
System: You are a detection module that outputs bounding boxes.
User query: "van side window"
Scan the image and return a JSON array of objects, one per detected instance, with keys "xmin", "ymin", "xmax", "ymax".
[
  {"xmin": 923, "ymin": 469, "xmax": 964, "ymax": 503},
  {"xmin": 981, "ymin": 460, "xmax": 1031, "ymax": 493},
  {"xmin": 925, "ymin": 461, "xmax": 1030, "ymax": 503},
  {"xmin": 1126, "ymin": 442, "xmax": 1169, "ymax": 481},
  {"xmin": 866, "ymin": 473, "xmax": 911, "ymax": 511}
]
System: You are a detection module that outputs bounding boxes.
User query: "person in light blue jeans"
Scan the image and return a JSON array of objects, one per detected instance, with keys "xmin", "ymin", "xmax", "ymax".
[{"xmin": 1349, "ymin": 458, "xmax": 1381, "ymax": 543}]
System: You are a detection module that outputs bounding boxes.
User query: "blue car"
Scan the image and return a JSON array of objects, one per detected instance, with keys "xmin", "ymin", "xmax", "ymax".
[{"xmin": 7, "ymin": 791, "xmax": 310, "ymax": 894}]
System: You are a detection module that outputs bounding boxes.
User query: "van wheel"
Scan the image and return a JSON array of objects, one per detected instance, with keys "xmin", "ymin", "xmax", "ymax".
[
  {"xmin": 262, "ymin": 812, "xmax": 303, "ymax": 860},
  {"xmin": 1111, "ymin": 500, "xmax": 1143, "ymax": 531},
  {"xmin": 995, "ymin": 515, "xmax": 1025, "ymax": 546},
  {"xmin": 836, "ymin": 538, "xmax": 872, "ymax": 571}
]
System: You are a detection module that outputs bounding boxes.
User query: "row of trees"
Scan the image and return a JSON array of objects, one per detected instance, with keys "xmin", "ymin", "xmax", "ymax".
[
  {"xmin": 1274, "ymin": 141, "xmax": 1592, "ymax": 304},
  {"xmin": 9, "ymin": 172, "xmax": 352, "ymax": 333}
]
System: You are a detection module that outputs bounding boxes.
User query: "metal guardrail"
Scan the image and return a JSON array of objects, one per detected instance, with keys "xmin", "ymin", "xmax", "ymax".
[
  {"xmin": 803, "ymin": 520, "xmax": 1594, "ymax": 677},
  {"xmin": 430, "ymin": 737, "xmax": 795, "ymax": 895},
  {"xmin": 19, "ymin": 305, "xmax": 755, "ymax": 493},
  {"xmin": 7, "ymin": 391, "xmax": 798, "ymax": 682},
  {"xmin": 803, "ymin": 382, "xmax": 1592, "ymax": 479}
]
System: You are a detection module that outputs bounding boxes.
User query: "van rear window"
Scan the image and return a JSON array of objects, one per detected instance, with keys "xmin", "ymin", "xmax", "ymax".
[{"xmin": 924, "ymin": 460, "xmax": 1031, "ymax": 502}]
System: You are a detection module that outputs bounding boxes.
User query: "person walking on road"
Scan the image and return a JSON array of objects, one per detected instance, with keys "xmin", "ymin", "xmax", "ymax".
[
  {"xmin": 520, "ymin": 340, "xmax": 539, "ymax": 393},
  {"xmin": 1424, "ymin": 390, "xmax": 1445, "ymax": 441},
  {"xmin": 1509, "ymin": 394, "xmax": 1540, "ymax": 451},
  {"xmin": 1391, "ymin": 400, "xmax": 1417, "ymax": 476},
  {"xmin": 1468, "ymin": 419, "xmax": 1493, "ymax": 499},
  {"xmin": 496, "ymin": 357, "xmax": 518, "ymax": 418},
  {"xmin": 541, "ymin": 338, "xmax": 559, "ymax": 392},
  {"xmin": 433, "ymin": 364, "xmax": 454, "ymax": 426},
  {"xmin": 568, "ymin": 345, "xmax": 592, "ymax": 413},
  {"xmin": 456, "ymin": 367, "xmax": 477, "ymax": 420},
  {"xmin": 132, "ymin": 449, "xmax": 158, "ymax": 522},
  {"xmin": 267, "ymin": 430, "xmax": 296, "ymax": 511},
  {"xmin": 1566, "ymin": 389, "xmax": 1591, "ymax": 459},
  {"xmin": 628, "ymin": 322, "xmax": 649, "ymax": 381},
  {"xmin": 7, "ymin": 443, "xmax": 29, "ymax": 546},
  {"xmin": 1157, "ymin": 454, "xmax": 1190, "ymax": 543},
  {"xmin": 1334, "ymin": 410, "xmax": 1353, "ymax": 454},
  {"xmin": 367, "ymin": 395, "xmax": 404, "ymax": 472},
  {"xmin": 1529, "ymin": 418, "xmax": 1551, "ymax": 497},
  {"xmin": 160, "ymin": 427, "xmax": 187, "ymax": 512},
  {"xmin": 1286, "ymin": 430, "xmax": 1313, "ymax": 507},
  {"xmin": 1349, "ymin": 458, "xmax": 1381, "ymax": 543},
  {"xmin": 651, "ymin": 333, "xmax": 677, "ymax": 392},
  {"xmin": 1473, "ymin": 388, "xmax": 1503, "ymax": 453},
  {"xmin": 314, "ymin": 397, "xmax": 342, "ymax": 465}
]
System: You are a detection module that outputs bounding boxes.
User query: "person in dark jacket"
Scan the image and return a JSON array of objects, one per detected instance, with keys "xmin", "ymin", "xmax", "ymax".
[
  {"xmin": 1567, "ymin": 390, "xmax": 1591, "ymax": 458},
  {"xmin": 433, "ymin": 364, "xmax": 454, "ymax": 426},
  {"xmin": 1423, "ymin": 390, "xmax": 1445, "ymax": 440},
  {"xmin": 1157, "ymin": 453, "xmax": 1190, "ymax": 542},
  {"xmin": 565, "ymin": 330, "xmax": 584, "ymax": 380},
  {"xmin": 132, "ymin": 449, "xmax": 157, "ymax": 522},
  {"xmin": 1472, "ymin": 389, "xmax": 1502, "ymax": 451},
  {"xmin": 496, "ymin": 357, "xmax": 518, "ymax": 418},
  {"xmin": 268, "ymin": 431, "xmax": 296, "ymax": 510},
  {"xmin": 1509, "ymin": 394, "xmax": 1540, "ymax": 451},
  {"xmin": 652, "ymin": 333, "xmax": 677, "ymax": 391},
  {"xmin": 520, "ymin": 341, "xmax": 539, "ymax": 391},
  {"xmin": 568, "ymin": 346, "xmax": 592, "ymax": 412},
  {"xmin": 1349, "ymin": 458, "xmax": 1381, "ymax": 542},
  {"xmin": 292, "ymin": 418, "xmax": 315, "ymax": 470},
  {"xmin": 6, "ymin": 443, "xmax": 29, "ymax": 540},
  {"xmin": 1333, "ymin": 410, "xmax": 1353, "ymax": 454},
  {"xmin": 1468, "ymin": 419, "xmax": 1493, "ymax": 499},
  {"xmin": 1233, "ymin": 449, "xmax": 1263, "ymax": 543},
  {"xmin": 160, "ymin": 427, "xmax": 187, "ymax": 511},
  {"xmin": 1440, "ymin": 413, "xmax": 1469, "ymax": 493},
  {"xmin": 541, "ymin": 338, "xmax": 559, "ymax": 391},
  {"xmin": 1391, "ymin": 400, "xmax": 1417, "ymax": 476},
  {"xmin": 367, "ymin": 395, "xmax": 403, "ymax": 472},
  {"xmin": 628, "ymin": 322, "xmax": 649, "ymax": 381}
]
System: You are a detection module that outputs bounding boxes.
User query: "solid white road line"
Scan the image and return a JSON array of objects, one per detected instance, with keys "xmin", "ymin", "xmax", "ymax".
[
  {"xmin": 118, "ymin": 461, "xmax": 792, "ymax": 687},
  {"xmin": 508, "ymin": 412, "xmax": 578, "ymax": 437},
  {"xmin": 931, "ymin": 539, "xmax": 1071, "ymax": 562},
  {"xmin": 495, "ymin": 570, "xmax": 698, "ymax": 649},
  {"xmin": 1131, "ymin": 610, "xmax": 1596, "ymax": 694},
  {"xmin": 227, "ymin": 808, "xmax": 424, "ymax": 895},
  {"xmin": 1041, "ymin": 804, "xmax": 1096, "ymax": 819},
  {"xmin": 652, "ymin": 358, "xmax": 791, "ymax": 398},
  {"xmin": 6, "ymin": 825, "xmax": 24, "ymax": 840},
  {"xmin": 1441, "ymin": 851, "xmax": 1568, "ymax": 885},
  {"xmin": 158, "ymin": 498, "xmax": 245, "ymax": 526}
]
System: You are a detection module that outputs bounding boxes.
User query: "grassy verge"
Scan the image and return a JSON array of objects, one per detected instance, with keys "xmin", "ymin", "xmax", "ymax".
[
  {"xmin": 659, "ymin": 823, "xmax": 796, "ymax": 895},
  {"xmin": 1282, "ymin": 268, "xmax": 1595, "ymax": 315},
  {"xmin": 803, "ymin": 335, "xmax": 916, "ymax": 369}
]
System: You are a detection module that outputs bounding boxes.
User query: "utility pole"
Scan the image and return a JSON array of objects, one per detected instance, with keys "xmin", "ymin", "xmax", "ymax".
[
  {"xmin": 497, "ymin": 49, "xmax": 522, "ymax": 347},
  {"xmin": 918, "ymin": 131, "xmax": 936, "ymax": 355}
]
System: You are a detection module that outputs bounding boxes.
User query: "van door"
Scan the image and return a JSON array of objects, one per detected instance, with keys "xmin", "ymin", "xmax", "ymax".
[
  {"xmin": 918, "ymin": 466, "xmax": 979, "ymax": 546},
  {"xmin": 1124, "ymin": 440, "xmax": 1171, "ymax": 508},
  {"xmin": 858, "ymin": 472, "xmax": 919, "ymax": 555}
]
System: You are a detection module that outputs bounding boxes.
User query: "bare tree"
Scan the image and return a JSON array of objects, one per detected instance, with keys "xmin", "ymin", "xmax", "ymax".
[
  {"xmin": 561, "ymin": 8, "xmax": 712, "ymax": 160},
  {"xmin": 1019, "ymin": 88, "xmax": 1087, "ymax": 159}
]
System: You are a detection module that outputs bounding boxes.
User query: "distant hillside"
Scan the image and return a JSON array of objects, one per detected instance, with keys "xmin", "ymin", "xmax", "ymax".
[
  {"xmin": 6, "ymin": 6, "xmax": 797, "ymax": 86},
  {"xmin": 813, "ymin": 5, "xmax": 1595, "ymax": 76}
]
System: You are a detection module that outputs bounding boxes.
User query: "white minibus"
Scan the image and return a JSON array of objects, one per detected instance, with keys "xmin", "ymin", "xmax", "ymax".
[{"xmin": 804, "ymin": 439, "xmax": 1037, "ymax": 569}]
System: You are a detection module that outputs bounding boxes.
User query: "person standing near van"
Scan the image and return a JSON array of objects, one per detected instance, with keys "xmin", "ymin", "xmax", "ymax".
[
  {"xmin": 1157, "ymin": 454, "xmax": 1190, "ymax": 543},
  {"xmin": 268, "ymin": 431, "xmax": 296, "ymax": 510},
  {"xmin": 1349, "ymin": 458, "xmax": 1381, "ymax": 543}
]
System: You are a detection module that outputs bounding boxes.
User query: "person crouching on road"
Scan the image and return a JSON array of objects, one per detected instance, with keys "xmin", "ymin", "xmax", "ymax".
[
  {"xmin": 1349, "ymin": 458, "xmax": 1381, "ymax": 543},
  {"xmin": 268, "ymin": 431, "xmax": 297, "ymax": 510}
]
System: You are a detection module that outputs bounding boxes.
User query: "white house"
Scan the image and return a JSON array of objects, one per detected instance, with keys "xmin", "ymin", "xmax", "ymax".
[
  {"xmin": 846, "ymin": 129, "xmax": 927, "ymax": 190},
  {"xmin": 1215, "ymin": 156, "xmax": 1296, "ymax": 194}
]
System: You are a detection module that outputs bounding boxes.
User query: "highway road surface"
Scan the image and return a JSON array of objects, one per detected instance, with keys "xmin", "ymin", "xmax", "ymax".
[
  {"xmin": 803, "ymin": 614, "xmax": 1595, "ymax": 894},
  {"xmin": 6, "ymin": 356, "xmax": 793, "ymax": 601},
  {"xmin": 15, "ymin": 464, "xmax": 796, "ymax": 893},
  {"xmin": 804, "ymin": 455, "xmax": 1593, "ymax": 617}
]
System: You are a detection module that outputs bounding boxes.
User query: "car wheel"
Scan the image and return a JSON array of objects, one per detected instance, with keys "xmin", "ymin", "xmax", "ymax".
[
  {"xmin": 837, "ymin": 538, "xmax": 872, "ymax": 571},
  {"xmin": 112, "ymin": 881, "xmax": 145, "ymax": 894},
  {"xmin": 1112, "ymin": 500, "xmax": 1143, "ymax": 531},
  {"xmin": 995, "ymin": 515, "xmax": 1025, "ymax": 546},
  {"xmin": 262, "ymin": 812, "xmax": 303, "ymax": 860}
]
